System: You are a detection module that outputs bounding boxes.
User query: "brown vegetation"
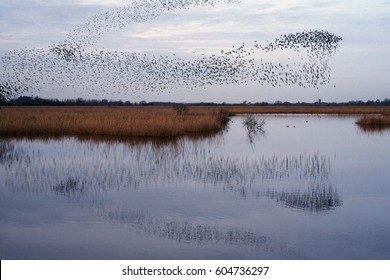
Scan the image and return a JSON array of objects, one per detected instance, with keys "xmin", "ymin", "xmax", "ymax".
[
  {"xmin": 356, "ymin": 115, "xmax": 390, "ymax": 132},
  {"xmin": 0, "ymin": 106, "xmax": 229, "ymax": 137},
  {"xmin": 1, "ymin": 105, "xmax": 389, "ymax": 138}
]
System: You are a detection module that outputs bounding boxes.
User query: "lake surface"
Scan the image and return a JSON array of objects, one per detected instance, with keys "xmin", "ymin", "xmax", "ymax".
[{"xmin": 1, "ymin": 115, "xmax": 389, "ymax": 260}]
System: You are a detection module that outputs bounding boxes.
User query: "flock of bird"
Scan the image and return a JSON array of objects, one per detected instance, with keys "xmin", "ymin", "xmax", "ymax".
[
  {"xmin": 0, "ymin": 0, "xmax": 342, "ymax": 101},
  {"xmin": 50, "ymin": 0, "xmax": 239, "ymax": 60}
]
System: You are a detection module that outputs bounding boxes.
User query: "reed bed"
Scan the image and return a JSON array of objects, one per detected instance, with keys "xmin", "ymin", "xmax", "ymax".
[
  {"xmin": 0, "ymin": 106, "xmax": 229, "ymax": 137},
  {"xmin": 1, "ymin": 105, "xmax": 388, "ymax": 137},
  {"xmin": 356, "ymin": 115, "xmax": 390, "ymax": 131}
]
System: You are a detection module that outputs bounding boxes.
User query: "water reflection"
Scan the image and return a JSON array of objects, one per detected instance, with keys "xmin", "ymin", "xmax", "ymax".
[
  {"xmin": 0, "ymin": 140, "xmax": 29, "ymax": 165},
  {"xmin": 0, "ymin": 140, "xmax": 14, "ymax": 164},
  {"xmin": 2, "ymin": 115, "xmax": 390, "ymax": 260},
  {"xmin": 356, "ymin": 123, "xmax": 390, "ymax": 134},
  {"xmin": 94, "ymin": 206, "xmax": 274, "ymax": 250},
  {"xmin": 48, "ymin": 172, "xmax": 289, "ymax": 256},
  {"xmin": 53, "ymin": 176, "xmax": 85, "ymax": 199},
  {"xmin": 242, "ymin": 115, "xmax": 266, "ymax": 145},
  {"xmin": 2, "ymin": 136, "xmax": 339, "ymax": 210},
  {"xmin": 0, "ymin": 133, "xmax": 340, "ymax": 258},
  {"xmin": 264, "ymin": 183, "xmax": 342, "ymax": 212},
  {"xmin": 0, "ymin": 128, "xmax": 228, "ymax": 149}
]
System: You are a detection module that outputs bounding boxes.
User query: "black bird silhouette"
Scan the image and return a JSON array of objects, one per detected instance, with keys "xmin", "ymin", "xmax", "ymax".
[{"xmin": 0, "ymin": 0, "xmax": 342, "ymax": 100}]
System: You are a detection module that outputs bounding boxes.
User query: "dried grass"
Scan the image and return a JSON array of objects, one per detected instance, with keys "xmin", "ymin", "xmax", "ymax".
[
  {"xmin": 0, "ymin": 106, "xmax": 229, "ymax": 137},
  {"xmin": 356, "ymin": 115, "xmax": 390, "ymax": 131},
  {"xmin": 1, "ymin": 105, "xmax": 388, "ymax": 137}
]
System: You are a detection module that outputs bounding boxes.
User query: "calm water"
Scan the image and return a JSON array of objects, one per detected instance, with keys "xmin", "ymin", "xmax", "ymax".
[{"xmin": 1, "ymin": 115, "xmax": 389, "ymax": 260}]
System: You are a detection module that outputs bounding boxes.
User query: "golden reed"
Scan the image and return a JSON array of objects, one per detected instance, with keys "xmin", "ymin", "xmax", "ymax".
[
  {"xmin": 356, "ymin": 115, "xmax": 390, "ymax": 129},
  {"xmin": 1, "ymin": 105, "xmax": 388, "ymax": 137},
  {"xmin": 0, "ymin": 106, "xmax": 229, "ymax": 137}
]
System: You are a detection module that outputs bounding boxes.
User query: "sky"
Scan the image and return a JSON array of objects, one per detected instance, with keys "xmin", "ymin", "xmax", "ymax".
[{"xmin": 1, "ymin": 0, "xmax": 389, "ymax": 103}]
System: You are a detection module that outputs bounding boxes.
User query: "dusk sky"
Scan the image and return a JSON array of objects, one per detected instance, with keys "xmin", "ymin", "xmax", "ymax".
[{"xmin": 1, "ymin": 0, "xmax": 389, "ymax": 103}]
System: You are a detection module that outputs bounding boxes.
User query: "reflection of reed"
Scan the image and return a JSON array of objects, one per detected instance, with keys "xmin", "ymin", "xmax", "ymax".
[
  {"xmin": 0, "ymin": 127, "xmax": 228, "ymax": 147},
  {"xmin": 53, "ymin": 176, "xmax": 85, "ymax": 199},
  {"xmin": 0, "ymin": 137, "xmax": 341, "ymax": 258},
  {"xmin": 264, "ymin": 183, "xmax": 342, "ymax": 212},
  {"xmin": 356, "ymin": 123, "xmax": 390, "ymax": 134},
  {"xmin": 2, "ymin": 137, "xmax": 339, "ymax": 211},
  {"xmin": 0, "ymin": 140, "xmax": 13, "ymax": 164},
  {"xmin": 191, "ymin": 153, "xmax": 330, "ymax": 190},
  {"xmin": 0, "ymin": 140, "xmax": 27, "ymax": 165},
  {"xmin": 355, "ymin": 114, "xmax": 390, "ymax": 136}
]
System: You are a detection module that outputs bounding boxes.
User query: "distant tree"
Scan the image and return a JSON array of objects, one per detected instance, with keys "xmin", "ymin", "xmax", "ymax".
[{"xmin": 75, "ymin": 98, "xmax": 85, "ymax": 105}]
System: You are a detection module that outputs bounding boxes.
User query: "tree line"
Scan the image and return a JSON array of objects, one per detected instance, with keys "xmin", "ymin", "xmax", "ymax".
[{"xmin": 1, "ymin": 95, "xmax": 390, "ymax": 107}]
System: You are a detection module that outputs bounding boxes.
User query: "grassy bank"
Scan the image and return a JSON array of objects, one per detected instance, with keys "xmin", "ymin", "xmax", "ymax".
[
  {"xmin": 0, "ymin": 106, "xmax": 229, "ymax": 137},
  {"xmin": 356, "ymin": 114, "xmax": 390, "ymax": 131},
  {"xmin": 1, "ymin": 105, "xmax": 389, "ymax": 137}
]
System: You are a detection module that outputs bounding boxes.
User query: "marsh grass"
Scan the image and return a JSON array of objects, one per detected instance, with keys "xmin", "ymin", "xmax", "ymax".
[
  {"xmin": 0, "ymin": 106, "xmax": 229, "ymax": 137},
  {"xmin": 1, "ymin": 105, "xmax": 388, "ymax": 137},
  {"xmin": 356, "ymin": 114, "xmax": 390, "ymax": 132}
]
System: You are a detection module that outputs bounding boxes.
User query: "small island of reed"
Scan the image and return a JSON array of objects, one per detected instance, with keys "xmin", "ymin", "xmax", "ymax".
[{"xmin": 356, "ymin": 114, "xmax": 390, "ymax": 132}]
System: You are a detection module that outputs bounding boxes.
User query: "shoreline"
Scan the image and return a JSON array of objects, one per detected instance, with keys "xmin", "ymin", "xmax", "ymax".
[
  {"xmin": 221, "ymin": 104, "xmax": 389, "ymax": 115},
  {"xmin": 1, "ymin": 105, "xmax": 389, "ymax": 138}
]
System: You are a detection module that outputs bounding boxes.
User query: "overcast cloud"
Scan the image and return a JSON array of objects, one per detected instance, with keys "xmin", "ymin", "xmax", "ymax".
[{"xmin": 1, "ymin": 0, "xmax": 389, "ymax": 103}]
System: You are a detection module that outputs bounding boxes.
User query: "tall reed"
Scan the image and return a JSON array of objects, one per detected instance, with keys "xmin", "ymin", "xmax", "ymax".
[
  {"xmin": 0, "ymin": 106, "xmax": 229, "ymax": 137},
  {"xmin": 356, "ymin": 115, "xmax": 390, "ymax": 132}
]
